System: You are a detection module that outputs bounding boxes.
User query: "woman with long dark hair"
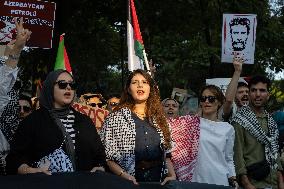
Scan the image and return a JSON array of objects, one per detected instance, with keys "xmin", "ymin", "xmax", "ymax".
[{"xmin": 102, "ymin": 69, "xmax": 176, "ymax": 185}]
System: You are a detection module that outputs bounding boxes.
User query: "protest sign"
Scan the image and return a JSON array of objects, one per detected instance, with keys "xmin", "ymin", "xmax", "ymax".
[
  {"xmin": 72, "ymin": 102, "xmax": 109, "ymax": 130},
  {"xmin": 221, "ymin": 14, "xmax": 257, "ymax": 64},
  {"xmin": 0, "ymin": 0, "xmax": 56, "ymax": 48},
  {"xmin": 206, "ymin": 77, "xmax": 247, "ymax": 94},
  {"xmin": 171, "ymin": 88, "xmax": 188, "ymax": 105}
]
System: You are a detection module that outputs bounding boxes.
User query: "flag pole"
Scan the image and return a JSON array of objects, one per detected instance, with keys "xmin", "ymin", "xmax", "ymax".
[{"xmin": 142, "ymin": 49, "xmax": 150, "ymax": 75}]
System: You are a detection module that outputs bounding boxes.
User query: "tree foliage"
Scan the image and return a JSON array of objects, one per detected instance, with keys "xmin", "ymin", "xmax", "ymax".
[{"xmin": 19, "ymin": 0, "xmax": 284, "ymax": 103}]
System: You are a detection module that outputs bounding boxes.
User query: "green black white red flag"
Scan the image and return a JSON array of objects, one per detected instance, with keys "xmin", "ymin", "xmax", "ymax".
[
  {"xmin": 54, "ymin": 33, "xmax": 72, "ymax": 73},
  {"xmin": 127, "ymin": 0, "xmax": 150, "ymax": 72}
]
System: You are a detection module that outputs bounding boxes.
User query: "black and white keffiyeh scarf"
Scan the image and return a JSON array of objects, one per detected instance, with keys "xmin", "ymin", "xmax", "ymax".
[{"xmin": 232, "ymin": 106, "xmax": 279, "ymax": 169}]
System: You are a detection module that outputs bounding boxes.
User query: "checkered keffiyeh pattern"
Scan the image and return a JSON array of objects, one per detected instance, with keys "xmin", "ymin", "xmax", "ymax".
[
  {"xmin": 169, "ymin": 115, "xmax": 200, "ymax": 181},
  {"xmin": 232, "ymin": 106, "xmax": 279, "ymax": 169}
]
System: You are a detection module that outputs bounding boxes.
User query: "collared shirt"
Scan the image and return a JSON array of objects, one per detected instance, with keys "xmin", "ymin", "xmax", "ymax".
[
  {"xmin": 233, "ymin": 113, "xmax": 282, "ymax": 189},
  {"xmin": 0, "ymin": 62, "xmax": 19, "ymax": 117}
]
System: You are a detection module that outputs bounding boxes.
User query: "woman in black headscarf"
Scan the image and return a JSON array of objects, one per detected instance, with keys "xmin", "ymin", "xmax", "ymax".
[{"xmin": 6, "ymin": 69, "xmax": 106, "ymax": 175}]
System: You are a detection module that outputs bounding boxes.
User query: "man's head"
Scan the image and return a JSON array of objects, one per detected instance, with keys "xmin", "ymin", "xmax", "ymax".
[
  {"xmin": 229, "ymin": 17, "xmax": 250, "ymax": 51},
  {"xmin": 19, "ymin": 95, "xmax": 32, "ymax": 119},
  {"xmin": 235, "ymin": 82, "xmax": 249, "ymax": 108},
  {"xmin": 107, "ymin": 94, "xmax": 120, "ymax": 112},
  {"xmin": 162, "ymin": 98, "xmax": 180, "ymax": 118},
  {"xmin": 248, "ymin": 75, "xmax": 270, "ymax": 111}
]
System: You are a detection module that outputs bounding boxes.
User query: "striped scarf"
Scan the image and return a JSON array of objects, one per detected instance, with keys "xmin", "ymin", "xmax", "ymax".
[{"xmin": 232, "ymin": 106, "xmax": 279, "ymax": 169}]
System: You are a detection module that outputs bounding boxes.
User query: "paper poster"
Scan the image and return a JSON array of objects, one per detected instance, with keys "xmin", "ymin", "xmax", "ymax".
[
  {"xmin": 72, "ymin": 102, "xmax": 109, "ymax": 130},
  {"xmin": 221, "ymin": 14, "xmax": 257, "ymax": 64},
  {"xmin": 206, "ymin": 77, "xmax": 247, "ymax": 94},
  {"xmin": 0, "ymin": 0, "xmax": 56, "ymax": 48}
]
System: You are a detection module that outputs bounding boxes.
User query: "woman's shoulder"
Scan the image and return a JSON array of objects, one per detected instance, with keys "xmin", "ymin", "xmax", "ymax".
[{"xmin": 106, "ymin": 107, "xmax": 131, "ymax": 119}]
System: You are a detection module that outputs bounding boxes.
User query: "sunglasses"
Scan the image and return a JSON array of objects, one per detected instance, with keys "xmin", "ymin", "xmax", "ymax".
[
  {"xmin": 200, "ymin": 96, "xmax": 217, "ymax": 103},
  {"xmin": 109, "ymin": 102, "xmax": 119, "ymax": 106},
  {"xmin": 20, "ymin": 105, "xmax": 31, "ymax": 113},
  {"xmin": 89, "ymin": 103, "xmax": 104, "ymax": 108},
  {"xmin": 55, "ymin": 80, "xmax": 77, "ymax": 90}
]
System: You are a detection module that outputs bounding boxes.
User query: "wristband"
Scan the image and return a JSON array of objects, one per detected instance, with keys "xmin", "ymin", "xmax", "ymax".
[
  {"xmin": 119, "ymin": 170, "xmax": 124, "ymax": 176},
  {"xmin": 8, "ymin": 54, "xmax": 20, "ymax": 61}
]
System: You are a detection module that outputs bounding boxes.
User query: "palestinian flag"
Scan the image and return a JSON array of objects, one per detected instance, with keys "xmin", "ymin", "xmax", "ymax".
[
  {"xmin": 54, "ymin": 33, "xmax": 72, "ymax": 73},
  {"xmin": 127, "ymin": 0, "xmax": 149, "ymax": 71}
]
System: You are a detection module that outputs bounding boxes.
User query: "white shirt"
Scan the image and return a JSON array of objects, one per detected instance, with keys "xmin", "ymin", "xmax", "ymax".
[
  {"xmin": 0, "ymin": 63, "xmax": 19, "ymax": 117},
  {"xmin": 191, "ymin": 118, "xmax": 236, "ymax": 186}
]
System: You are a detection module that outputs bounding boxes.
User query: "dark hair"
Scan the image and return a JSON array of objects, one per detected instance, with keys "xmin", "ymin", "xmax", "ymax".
[
  {"xmin": 107, "ymin": 93, "xmax": 121, "ymax": 101},
  {"xmin": 237, "ymin": 81, "xmax": 248, "ymax": 89},
  {"xmin": 117, "ymin": 69, "xmax": 171, "ymax": 149},
  {"xmin": 162, "ymin": 98, "xmax": 179, "ymax": 106},
  {"xmin": 199, "ymin": 85, "xmax": 225, "ymax": 108},
  {"xmin": 248, "ymin": 75, "xmax": 271, "ymax": 91},
  {"xmin": 229, "ymin": 17, "xmax": 250, "ymax": 34},
  {"xmin": 19, "ymin": 94, "xmax": 32, "ymax": 107}
]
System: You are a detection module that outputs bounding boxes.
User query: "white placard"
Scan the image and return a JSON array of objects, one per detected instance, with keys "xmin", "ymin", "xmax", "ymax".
[
  {"xmin": 206, "ymin": 77, "xmax": 247, "ymax": 94},
  {"xmin": 221, "ymin": 14, "xmax": 257, "ymax": 64}
]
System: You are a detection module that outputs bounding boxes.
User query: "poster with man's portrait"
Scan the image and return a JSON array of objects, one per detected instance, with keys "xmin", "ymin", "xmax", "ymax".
[{"xmin": 221, "ymin": 14, "xmax": 257, "ymax": 64}]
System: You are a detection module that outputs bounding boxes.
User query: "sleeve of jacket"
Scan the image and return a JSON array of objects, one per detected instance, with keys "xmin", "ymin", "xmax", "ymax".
[
  {"xmin": 101, "ymin": 112, "xmax": 122, "ymax": 163},
  {"xmin": 232, "ymin": 122, "xmax": 247, "ymax": 176},
  {"xmin": 225, "ymin": 125, "xmax": 236, "ymax": 178},
  {"xmin": 5, "ymin": 115, "xmax": 35, "ymax": 174}
]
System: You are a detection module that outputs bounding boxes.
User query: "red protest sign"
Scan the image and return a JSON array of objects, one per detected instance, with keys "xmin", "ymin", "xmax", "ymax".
[
  {"xmin": 0, "ymin": 0, "xmax": 56, "ymax": 48},
  {"xmin": 72, "ymin": 102, "xmax": 109, "ymax": 130}
]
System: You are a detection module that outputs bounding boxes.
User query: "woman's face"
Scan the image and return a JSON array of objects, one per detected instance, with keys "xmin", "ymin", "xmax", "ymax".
[
  {"xmin": 163, "ymin": 99, "xmax": 179, "ymax": 118},
  {"xmin": 200, "ymin": 89, "xmax": 221, "ymax": 116},
  {"xmin": 53, "ymin": 72, "xmax": 75, "ymax": 108},
  {"xmin": 128, "ymin": 73, "xmax": 150, "ymax": 104}
]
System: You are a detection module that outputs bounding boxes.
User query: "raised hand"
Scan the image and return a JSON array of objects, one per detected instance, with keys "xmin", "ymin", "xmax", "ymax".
[
  {"xmin": 232, "ymin": 53, "xmax": 244, "ymax": 73},
  {"xmin": 14, "ymin": 17, "xmax": 32, "ymax": 51}
]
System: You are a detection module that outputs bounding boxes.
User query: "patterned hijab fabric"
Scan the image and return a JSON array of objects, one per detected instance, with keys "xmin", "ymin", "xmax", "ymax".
[
  {"xmin": 169, "ymin": 115, "xmax": 200, "ymax": 181},
  {"xmin": 232, "ymin": 106, "xmax": 279, "ymax": 169}
]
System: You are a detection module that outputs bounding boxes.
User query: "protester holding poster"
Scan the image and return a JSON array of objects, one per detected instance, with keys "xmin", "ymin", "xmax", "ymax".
[
  {"xmin": 6, "ymin": 69, "xmax": 106, "ymax": 175},
  {"xmin": 222, "ymin": 55, "xmax": 249, "ymax": 122},
  {"xmin": 221, "ymin": 14, "xmax": 257, "ymax": 64},
  {"xmin": 102, "ymin": 69, "xmax": 176, "ymax": 185}
]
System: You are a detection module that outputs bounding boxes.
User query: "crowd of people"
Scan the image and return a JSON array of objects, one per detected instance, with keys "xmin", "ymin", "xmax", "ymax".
[{"xmin": 0, "ymin": 18, "xmax": 284, "ymax": 189}]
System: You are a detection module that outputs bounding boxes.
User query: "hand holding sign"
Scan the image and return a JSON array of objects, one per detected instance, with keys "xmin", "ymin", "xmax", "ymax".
[
  {"xmin": 232, "ymin": 53, "xmax": 244, "ymax": 73},
  {"xmin": 14, "ymin": 17, "xmax": 31, "ymax": 51},
  {"xmin": 221, "ymin": 14, "xmax": 257, "ymax": 64}
]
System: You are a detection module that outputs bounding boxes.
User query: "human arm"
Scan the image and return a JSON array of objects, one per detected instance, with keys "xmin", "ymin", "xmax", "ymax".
[
  {"xmin": 5, "ymin": 116, "xmax": 50, "ymax": 175},
  {"xmin": 17, "ymin": 163, "xmax": 51, "ymax": 175},
  {"xmin": 225, "ymin": 126, "xmax": 238, "ymax": 188},
  {"xmin": 240, "ymin": 175, "xmax": 256, "ymax": 189},
  {"xmin": 5, "ymin": 17, "xmax": 31, "ymax": 69},
  {"xmin": 107, "ymin": 160, "xmax": 138, "ymax": 185},
  {"xmin": 277, "ymin": 171, "xmax": 284, "ymax": 189},
  {"xmin": 223, "ymin": 56, "xmax": 243, "ymax": 119},
  {"xmin": 233, "ymin": 122, "xmax": 255, "ymax": 189},
  {"xmin": 101, "ymin": 111, "xmax": 137, "ymax": 184},
  {"xmin": 161, "ymin": 157, "xmax": 177, "ymax": 185},
  {"xmin": 225, "ymin": 126, "xmax": 236, "ymax": 179}
]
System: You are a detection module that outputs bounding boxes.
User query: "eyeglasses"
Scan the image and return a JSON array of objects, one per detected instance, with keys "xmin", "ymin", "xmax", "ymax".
[
  {"xmin": 89, "ymin": 103, "xmax": 103, "ymax": 108},
  {"xmin": 55, "ymin": 80, "xmax": 77, "ymax": 90},
  {"xmin": 200, "ymin": 96, "xmax": 217, "ymax": 103},
  {"xmin": 20, "ymin": 105, "xmax": 31, "ymax": 113},
  {"xmin": 108, "ymin": 102, "xmax": 119, "ymax": 107}
]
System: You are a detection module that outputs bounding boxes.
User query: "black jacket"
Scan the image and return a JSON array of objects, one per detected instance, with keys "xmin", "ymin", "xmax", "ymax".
[{"xmin": 6, "ymin": 107, "xmax": 106, "ymax": 174}]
